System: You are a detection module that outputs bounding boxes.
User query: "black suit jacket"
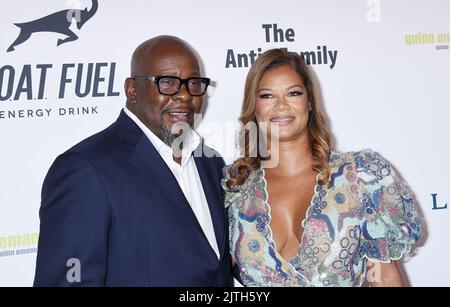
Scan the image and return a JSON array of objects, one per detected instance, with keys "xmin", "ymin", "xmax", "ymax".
[{"xmin": 34, "ymin": 110, "xmax": 232, "ymax": 286}]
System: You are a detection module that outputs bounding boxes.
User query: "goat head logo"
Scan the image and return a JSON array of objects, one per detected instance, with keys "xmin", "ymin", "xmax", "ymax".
[{"xmin": 7, "ymin": 0, "xmax": 98, "ymax": 52}]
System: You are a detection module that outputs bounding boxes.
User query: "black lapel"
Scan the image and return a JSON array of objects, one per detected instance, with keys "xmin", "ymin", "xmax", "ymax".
[
  {"xmin": 194, "ymin": 149, "xmax": 226, "ymax": 260},
  {"xmin": 115, "ymin": 111, "xmax": 204, "ymax": 234},
  {"xmin": 116, "ymin": 110, "xmax": 223, "ymax": 260},
  {"xmin": 131, "ymin": 135, "xmax": 207, "ymax": 229}
]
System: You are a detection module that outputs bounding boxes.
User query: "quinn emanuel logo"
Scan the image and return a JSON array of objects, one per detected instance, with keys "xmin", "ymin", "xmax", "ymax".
[
  {"xmin": 7, "ymin": 0, "xmax": 98, "ymax": 52},
  {"xmin": 405, "ymin": 32, "xmax": 450, "ymax": 50},
  {"xmin": 0, "ymin": 233, "xmax": 39, "ymax": 258}
]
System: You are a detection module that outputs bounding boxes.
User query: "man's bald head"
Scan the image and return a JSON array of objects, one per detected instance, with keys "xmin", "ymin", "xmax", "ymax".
[{"xmin": 130, "ymin": 35, "xmax": 199, "ymax": 77}]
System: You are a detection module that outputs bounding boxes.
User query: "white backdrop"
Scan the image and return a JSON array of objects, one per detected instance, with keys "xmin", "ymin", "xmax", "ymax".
[{"xmin": 1, "ymin": 0, "xmax": 449, "ymax": 286}]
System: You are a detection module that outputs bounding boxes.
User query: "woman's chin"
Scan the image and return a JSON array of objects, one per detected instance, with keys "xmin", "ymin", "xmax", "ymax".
[{"xmin": 274, "ymin": 128, "xmax": 307, "ymax": 143}]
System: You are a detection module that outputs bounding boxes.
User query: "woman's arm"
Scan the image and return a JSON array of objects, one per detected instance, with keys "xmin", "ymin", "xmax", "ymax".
[{"xmin": 368, "ymin": 260, "xmax": 404, "ymax": 287}]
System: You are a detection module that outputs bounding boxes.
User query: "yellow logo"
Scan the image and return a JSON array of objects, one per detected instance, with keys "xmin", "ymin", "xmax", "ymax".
[
  {"xmin": 0, "ymin": 233, "xmax": 39, "ymax": 257},
  {"xmin": 405, "ymin": 32, "xmax": 450, "ymax": 50}
]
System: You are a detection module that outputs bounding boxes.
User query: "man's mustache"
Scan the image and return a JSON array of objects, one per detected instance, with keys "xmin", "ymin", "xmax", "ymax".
[{"xmin": 161, "ymin": 104, "xmax": 195, "ymax": 115}]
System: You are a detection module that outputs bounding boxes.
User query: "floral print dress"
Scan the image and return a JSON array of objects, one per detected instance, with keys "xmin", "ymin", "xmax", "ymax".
[{"xmin": 223, "ymin": 149, "xmax": 421, "ymax": 287}]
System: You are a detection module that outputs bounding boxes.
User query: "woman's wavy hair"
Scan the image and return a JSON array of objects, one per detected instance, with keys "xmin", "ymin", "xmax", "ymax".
[{"xmin": 226, "ymin": 48, "xmax": 332, "ymax": 191}]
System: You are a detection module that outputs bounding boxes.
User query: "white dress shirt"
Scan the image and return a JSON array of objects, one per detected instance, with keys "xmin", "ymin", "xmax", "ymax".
[{"xmin": 123, "ymin": 107, "xmax": 220, "ymax": 259}]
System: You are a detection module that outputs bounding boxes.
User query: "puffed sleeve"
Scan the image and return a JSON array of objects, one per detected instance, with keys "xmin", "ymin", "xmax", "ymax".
[{"xmin": 356, "ymin": 149, "xmax": 421, "ymax": 263}]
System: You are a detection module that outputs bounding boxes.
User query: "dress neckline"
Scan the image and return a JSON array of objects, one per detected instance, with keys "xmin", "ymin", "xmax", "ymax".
[{"xmin": 260, "ymin": 167, "xmax": 322, "ymax": 263}]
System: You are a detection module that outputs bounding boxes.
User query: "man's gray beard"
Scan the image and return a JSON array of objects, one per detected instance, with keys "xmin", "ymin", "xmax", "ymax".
[
  {"xmin": 159, "ymin": 118, "xmax": 194, "ymax": 151},
  {"xmin": 160, "ymin": 125, "xmax": 183, "ymax": 150}
]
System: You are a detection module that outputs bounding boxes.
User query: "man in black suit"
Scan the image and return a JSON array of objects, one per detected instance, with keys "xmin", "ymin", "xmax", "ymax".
[{"xmin": 34, "ymin": 35, "xmax": 232, "ymax": 286}]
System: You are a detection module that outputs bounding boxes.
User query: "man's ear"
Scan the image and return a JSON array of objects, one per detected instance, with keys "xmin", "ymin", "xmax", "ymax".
[{"xmin": 124, "ymin": 78, "xmax": 137, "ymax": 104}]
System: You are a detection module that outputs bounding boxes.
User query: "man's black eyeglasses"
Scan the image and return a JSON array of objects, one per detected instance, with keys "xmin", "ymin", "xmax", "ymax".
[{"xmin": 131, "ymin": 76, "xmax": 210, "ymax": 96}]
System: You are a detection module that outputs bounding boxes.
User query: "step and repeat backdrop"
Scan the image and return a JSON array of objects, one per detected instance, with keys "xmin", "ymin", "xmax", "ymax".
[{"xmin": 1, "ymin": 0, "xmax": 449, "ymax": 286}]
